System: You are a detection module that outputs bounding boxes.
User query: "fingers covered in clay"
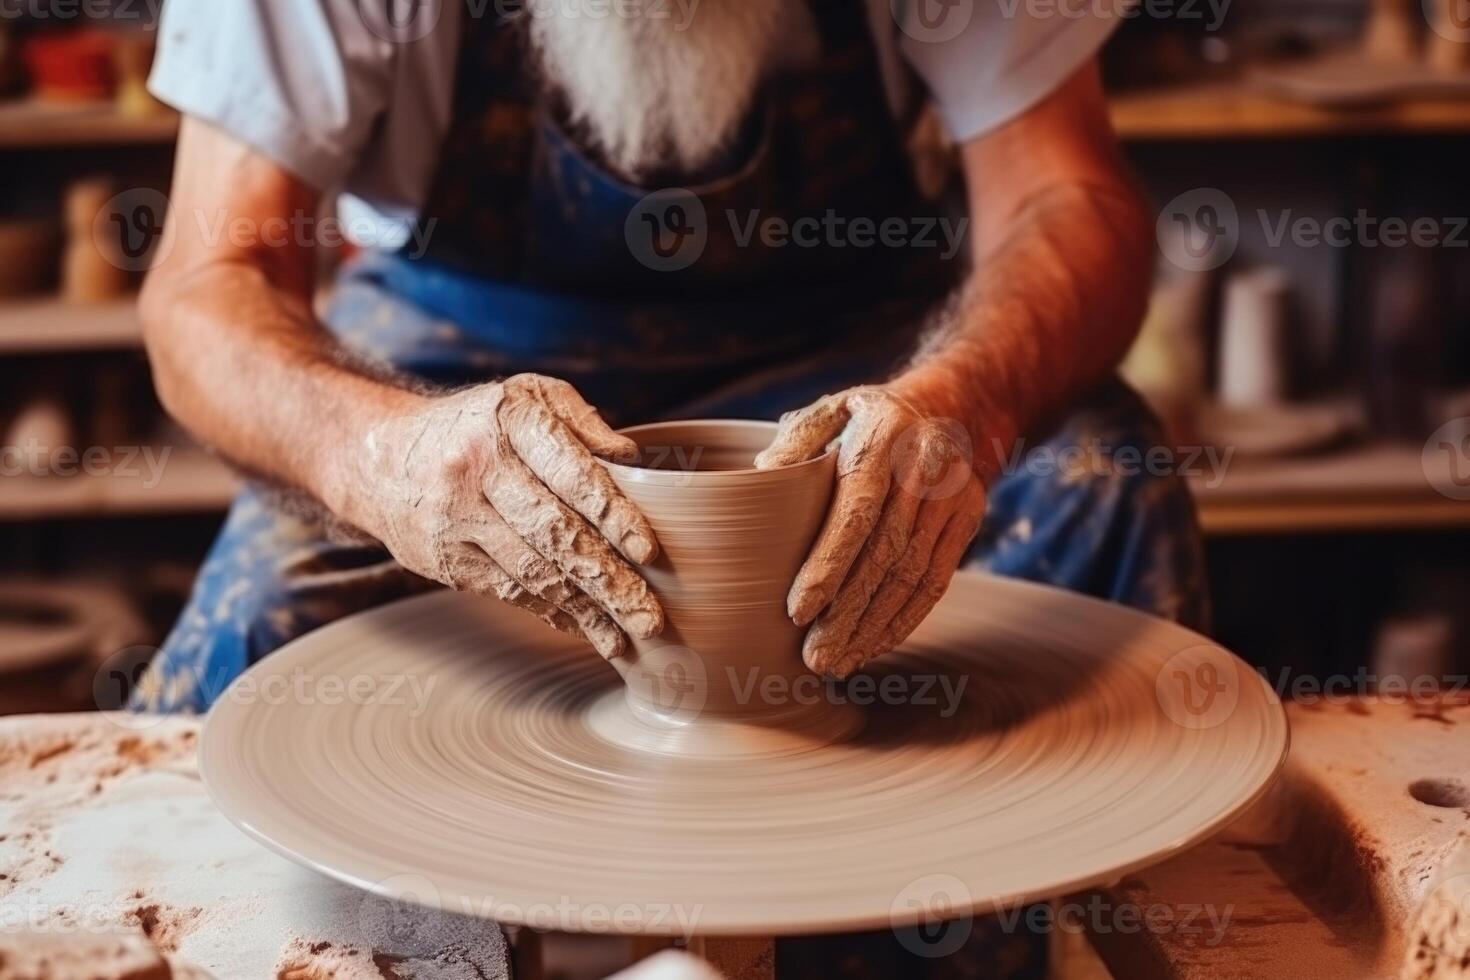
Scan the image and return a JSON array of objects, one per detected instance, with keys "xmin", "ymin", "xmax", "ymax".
[
  {"xmin": 441, "ymin": 542, "xmax": 583, "ymax": 639},
  {"xmin": 467, "ymin": 517, "xmax": 626, "ymax": 659},
  {"xmin": 800, "ymin": 464, "xmax": 923, "ymax": 674},
  {"xmin": 838, "ymin": 490, "xmax": 960, "ymax": 667},
  {"xmin": 856, "ymin": 480, "xmax": 986, "ymax": 675},
  {"xmin": 753, "ymin": 394, "xmax": 851, "ymax": 469},
  {"xmin": 529, "ymin": 374, "xmax": 641, "ymax": 464},
  {"xmin": 768, "ymin": 386, "xmax": 987, "ymax": 677},
  {"xmin": 500, "ymin": 391, "xmax": 658, "ymax": 565},
  {"xmin": 349, "ymin": 373, "xmax": 659, "ymax": 663},
  {"xmin": 486, "ymin": 453, "xmax": 664, "ymax": 641},
  {"xmin": 787, "ymin": 395, "xmax": 906, "ymax": 626}
]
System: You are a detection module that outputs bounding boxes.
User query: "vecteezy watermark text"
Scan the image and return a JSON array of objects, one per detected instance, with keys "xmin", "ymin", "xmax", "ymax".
[
  {"xmin": 992, "ymin": 895, "xmax": 1234, "ymax": 945},
  {"xmin": 1, "ymin": 442, "xmax": 170, "ymax": 488},
  {"xmin": 626, "ymin": 190, "xmax": 969, "ymax": 271},
  {"xmin": 1158, "ymin": 188, "xmax": 1470, "ymax": 271},
  {"xmin": 726, "ymin": 667, "xmax": 969, "ymax": 717},
  {"xmin": 222, "ymin": 667, "xmax": 439, "ymax": 717},
  {"xmin": 992, "ymin": 437, "xmax": 1235, "ymax": 489},
  {"xmin": 0, "ymin": 0, "xmax": 161, "ymax": 24}
]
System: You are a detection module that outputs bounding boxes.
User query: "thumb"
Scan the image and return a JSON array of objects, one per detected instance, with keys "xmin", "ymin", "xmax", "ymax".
[{"xmin": 754, "ymin": 394, "xmax": 851, "ymax": 469}]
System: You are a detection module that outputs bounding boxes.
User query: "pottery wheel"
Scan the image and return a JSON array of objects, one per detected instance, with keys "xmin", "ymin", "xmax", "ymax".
[{"xmin": 201, "ymin": 571, "xmax": 1287, "ymax": 937}]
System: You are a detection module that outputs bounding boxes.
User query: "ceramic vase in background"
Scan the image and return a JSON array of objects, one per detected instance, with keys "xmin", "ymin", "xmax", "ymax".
[
  {"xmin": 63, "ymin": 178, "xmax": 133, "ymax": 303},
  {"xmin": 1217, "ymin": 266, "xmax": 1292, "ymax": 408}
]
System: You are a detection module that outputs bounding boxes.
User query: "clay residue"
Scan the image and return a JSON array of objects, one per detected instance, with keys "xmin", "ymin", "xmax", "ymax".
[
  {"xmin": 125, "ymin": 893, "xmax": 205, "ymax": 953},
  {"xmin": 275, "ymin": 938, "xmax": 381, "ymax": 979},
  {"xmin": 275, "ymin": 937, "xmax": 505, "ymax": 980},
  {"xmin": 0, "ymin": 719, "xmax": 201, "ymax": 898},
  {"xmin": 27, "ymin": 740, "xmax": 74, "ymax": 768}
]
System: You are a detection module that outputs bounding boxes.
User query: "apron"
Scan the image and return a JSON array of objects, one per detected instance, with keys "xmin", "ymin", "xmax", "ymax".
[{"xmin": 329, "ymin": 0, "xmax": 960, "ymax": 423}]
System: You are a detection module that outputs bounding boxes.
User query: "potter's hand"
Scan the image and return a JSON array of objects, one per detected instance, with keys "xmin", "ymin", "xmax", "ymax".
[
  {"xmin": 755, "ymin": 386, "xmax": 985, "ymax": 678},
  {"xmin": 352, "ymin": 374, "xmax": 663, "ymax": 659}
]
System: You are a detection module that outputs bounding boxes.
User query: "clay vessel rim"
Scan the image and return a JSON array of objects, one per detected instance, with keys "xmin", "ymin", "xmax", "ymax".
[{"xmin": 601, "ymin": 418, "xmax": 834, "ymax": 483}]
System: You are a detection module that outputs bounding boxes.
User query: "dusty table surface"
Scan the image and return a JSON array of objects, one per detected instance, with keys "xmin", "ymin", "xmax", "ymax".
[
  {"xmin": 0, "ymin": 712, "xmax": 511, "ymax": 979},
  {"xmin": 1084, "ymin": 695, "xmax": 1470, "ymax": 980}
]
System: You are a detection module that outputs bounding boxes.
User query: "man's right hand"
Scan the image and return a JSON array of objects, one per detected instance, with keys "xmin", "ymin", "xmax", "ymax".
[{"xmin": 338, "ymin": 374, "xmax": 664, "ymax": 659}]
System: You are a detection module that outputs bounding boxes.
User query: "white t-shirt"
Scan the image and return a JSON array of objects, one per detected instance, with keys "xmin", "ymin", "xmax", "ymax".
[{"xmin": 148, "ymin": 0, "xmax": 1121, "ymax": 248}]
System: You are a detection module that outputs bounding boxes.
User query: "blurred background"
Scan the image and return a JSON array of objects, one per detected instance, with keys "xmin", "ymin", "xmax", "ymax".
[{"xmin": 0, "ymin": 0, "xmax": 1467, "ymax": 715}]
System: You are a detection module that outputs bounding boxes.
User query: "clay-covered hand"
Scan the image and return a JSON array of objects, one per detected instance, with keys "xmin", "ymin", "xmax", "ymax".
[
  {"xmin": 754, "ymin": 386, "xmax": 986, "ymax": 678},
  {"xmin": 351, "ymin": 374, "xmax": 663, "ymax": 659}
]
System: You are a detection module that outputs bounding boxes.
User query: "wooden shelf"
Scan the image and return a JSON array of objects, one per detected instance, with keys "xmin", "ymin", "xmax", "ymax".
[
  {"xmin": 1110, "ymin": 80, "xmax": 1470, "ymax": 140},
  {"xmin": 1190, "ymin": 443, "xmax": 1470, "ymax": 535},
  {"xmin": 0, "ymin": 297, "xmax": 143, "ymax": 354},
  {"xmin": 0, "ymin": 99, "xmax": 178, "ymax": 148},
  {"xmin": 0, "ymin": 447, "xmax": 238, "ymax": 520}
]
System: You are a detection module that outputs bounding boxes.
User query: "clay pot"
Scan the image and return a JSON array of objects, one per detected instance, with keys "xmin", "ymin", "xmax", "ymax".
[{"xmin": 598, "ymin": 420, "xmax": 847, "ymax": 753}]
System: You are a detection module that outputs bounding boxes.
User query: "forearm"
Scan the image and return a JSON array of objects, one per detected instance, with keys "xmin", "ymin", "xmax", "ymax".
[
  {"xmin": 140, "ymin": 259, "xmax": 425, "ymax": 520},
  {"xmin": 893, "ymin": 179, "xmax": 1152, "ymax": 482}
]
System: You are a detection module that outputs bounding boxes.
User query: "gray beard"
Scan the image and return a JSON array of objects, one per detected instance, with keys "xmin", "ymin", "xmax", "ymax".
[{"xmin": 527, "ymin": 0, "xmax": 815, "ymax": 181}]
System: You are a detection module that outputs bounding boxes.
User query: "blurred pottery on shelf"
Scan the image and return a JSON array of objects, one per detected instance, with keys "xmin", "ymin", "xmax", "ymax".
[
  {"xmin": 3, "ymin": 394, "xmax": 74, "ymax": 474},
  {"xmin": 112, "ymin": 32, "xmax": 164, "ymax": 118},
  {"xmin": 1217, "ymin": 266, "xmax": 1291, "ymax": 409},
  {"xmin": 0, "ymin": 219, "xmax": 60, "ymax": 297},
  {"xmin": 0, "ymin": 580, "xmax": 147, "ymax": 673},
  {"xmin": 1251, "ymin": 50, "xmax": 1470, "ymax": 106},
  {"xmin": 1121, "ymin": 259, "xmax": 1212, "ymax": 444},
  {"xmin": 1363, "ymin": 0, "xmax": 1420, "ymax": 65},
  {"xmin": 20, "ymin": 29, "xmax": 116, "ymax": 102},
  {"xmin": 0, "ymin": 580, "xmax": 149, "ymax": 716},
  {"xmin": 1371, "ymin": 613, "xmax": 1456, "ymax": 688},
  {"xmin": 1199, "ymin": 401, "xmax": 1359, "ymax": 458},
  {"xmin": 63, "ymin": 178, "xmax": 132, "ymax": 302}
]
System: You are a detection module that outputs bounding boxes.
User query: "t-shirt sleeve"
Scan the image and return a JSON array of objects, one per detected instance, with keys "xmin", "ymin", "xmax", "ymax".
[
  {"xmin": 895, "ymin": 0, "xmax": 1124, "ymax": 142},
  {"xmin": 148, "ymin": 0, "xmax": 397, "ymax": 189}
]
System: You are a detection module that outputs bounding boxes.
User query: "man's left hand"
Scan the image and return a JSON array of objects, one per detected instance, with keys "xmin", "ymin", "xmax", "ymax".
[{"xmin": 754, "ymin": 383, "xmax": 986, "ymax": 678}]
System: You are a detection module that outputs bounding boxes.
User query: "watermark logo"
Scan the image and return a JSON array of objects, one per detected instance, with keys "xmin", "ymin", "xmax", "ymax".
[
  {"xmin": 359, "ymin": 874, "xmax": 445, "ymax": 950},
  {"xmin": 94, "ymin": 188, "xmax": 173, "ymax": 273},
  {"xmin": 1157, "ymin": 187, "xmax": 1238, "ymax": 272},
  {"xmin": 92, "ymin": 645, "xmax": 167, "ymax": 730},
  {"xmin": 890, "ymin": 873, "xmax": 974, "ymax": 957},
  {"xmin": 626, "ymin": 189, "xmax": 708, "ymax": 272},
  {"xmin": 1412, "ymin": 870, "xmax": 1470, "ymax": 960},
  {"xmin": 1424, "ymin": 417, "xmax": 1470, "ymax": 501},
  {"xmin": 891, "ymin": 417, "xmax": 975, "ymax": 502},
  {"xmin": 892, "ymin": 0, "xmax": 974, "ymax": 43},
  {"xmin": 358, "ymin": 0, "xmax": 444, "ymax": 43},
  {"xmin": 623, "ymin": 644, "xmax": 708, "ymax": 724},
  {"xmin": 1423, "ymin": 0, "xmax": 1470, "ymax": 44},
  {"xmin": 1155, "ymin": 644, "xmax": 1241, "ymax": 730}
]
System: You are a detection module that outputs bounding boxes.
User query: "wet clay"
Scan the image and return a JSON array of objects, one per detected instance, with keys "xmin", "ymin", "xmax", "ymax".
[{"xmin": 596, "ymin": 421, "xmax": 851, "ymax": 753}]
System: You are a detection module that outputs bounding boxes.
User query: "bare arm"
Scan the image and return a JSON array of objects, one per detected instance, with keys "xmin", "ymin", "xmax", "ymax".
[
  {"xmin": 141, "ymin": 119, "xmax": 663, "ymax": 656},
  {"xmin": 891, "ymin": 59, "xmax": 1153, "ymax": 476},
  {"xmin": 758, "ymin": 59, "xmax": 1152, "ymax": 676},
  {"xmin": 140, "ymin": 118, "xmax": 417, "ymax": 518}
]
